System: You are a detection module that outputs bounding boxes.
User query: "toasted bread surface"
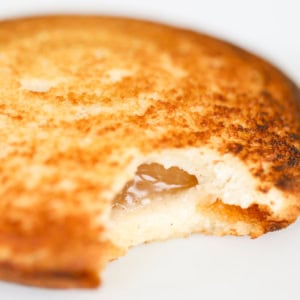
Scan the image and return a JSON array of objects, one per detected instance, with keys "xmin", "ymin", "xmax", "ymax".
[{"xmin": 0, "ymin": 15, "xmax": 299, "ymax": 288}]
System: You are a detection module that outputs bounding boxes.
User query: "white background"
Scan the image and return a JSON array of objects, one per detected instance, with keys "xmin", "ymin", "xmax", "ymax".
[{"xmin": 0, "ymin": 1, "xmax": 299, "ymax": 299}]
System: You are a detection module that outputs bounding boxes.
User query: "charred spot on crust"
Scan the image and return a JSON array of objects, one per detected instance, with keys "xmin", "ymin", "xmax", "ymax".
[
  {"xmin": 256, "ymin": 123, "xmax": 269, "ymax": 132},
  {"xmin": 276, "ymin": 174, "xmax": 297, "ymax": 191},
  {"xmin": 289, "ymin": 145, "xmax": 300, "ymax": 156},
  {"xmin": 264, "ymin": 221, "xmax": 291, "ymax": 233},
  {"xmin": 289, "ymin": 133, "xmax": 300, "ymax": 141},
  {"xmin": 227, "ymin": 142, "xmax": 244, "ymax": 154},
  {"xmin": 257, "ymin": 186, "xmax": 270, "ymax": 193},
  {"xmin": 288, "ymin": 156, "xmax": 299, "ymax": 168},
  {"xmin": 274, "ymin": 156, "xmax": 299, "ymax": 171},
  {"xmin": 274, "ymin": 164, "xmax": 287, "ymax": 172}
]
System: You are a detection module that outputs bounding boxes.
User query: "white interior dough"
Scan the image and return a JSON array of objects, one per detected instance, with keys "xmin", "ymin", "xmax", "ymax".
[{"xmin": 107, "ymin": 147, "xmax": 286, "ymax": 249}]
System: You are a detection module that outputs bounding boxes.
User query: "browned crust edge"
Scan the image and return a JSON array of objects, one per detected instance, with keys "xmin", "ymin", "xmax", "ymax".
[
  {"xmin": 199, "ymin": 200, "xmax": 296, "ymax": 238},
  {"xmin": 0, "ymin": 262, "xmax": 100, "ymax": 289}
]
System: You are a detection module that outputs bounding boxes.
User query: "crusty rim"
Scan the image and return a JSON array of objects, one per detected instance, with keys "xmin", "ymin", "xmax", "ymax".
[{"xmin": 0, "ymin": 262, "xmax": 100, "ymax": 289}]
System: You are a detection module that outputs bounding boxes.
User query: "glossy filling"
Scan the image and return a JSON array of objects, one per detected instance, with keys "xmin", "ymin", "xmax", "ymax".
[{"xmin": 113, "ymin": 163, "xmax": 198, "ymax": 209}]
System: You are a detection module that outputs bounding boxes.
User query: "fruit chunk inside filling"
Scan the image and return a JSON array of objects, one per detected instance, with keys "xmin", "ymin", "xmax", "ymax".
[
  {"xmin": 109, "ymin": 162, "xmax": 274, "ymax": 250},
  {"xmin": 113, "ymin": 163, "xmax": 198, "ymax": 209}
]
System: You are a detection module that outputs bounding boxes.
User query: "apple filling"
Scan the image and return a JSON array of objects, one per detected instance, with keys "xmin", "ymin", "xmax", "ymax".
[
  {"xmin": 113, "ymin": 163, "xmax": 199, "ymax": 209},
  {"xmin": 110, "ymin": 162, "xmax": 202, "ymax": 248},
  {"xmin": 109, "ymin": 161, "xmax": 274, "ymax": 250}
]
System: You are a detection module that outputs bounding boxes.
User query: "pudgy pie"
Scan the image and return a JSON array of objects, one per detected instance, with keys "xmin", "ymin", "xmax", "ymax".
[{"xmin": 0, "ymin": 16, "xmax": 299, "ymax": 288}]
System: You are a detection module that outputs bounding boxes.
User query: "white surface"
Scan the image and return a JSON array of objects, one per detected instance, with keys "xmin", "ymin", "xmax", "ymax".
[{"xmin": 0, "ymin": 1, "xmax": 299, "ymax": 299}]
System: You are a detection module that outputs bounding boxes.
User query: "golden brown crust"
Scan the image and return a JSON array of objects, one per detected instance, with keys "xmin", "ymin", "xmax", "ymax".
[
  {"xmin": 0, "ymin": 212, "xmax": 119, "ymax": 288},
  {"xmin": 198, "ymin": 200, "xmax": 294, "ymax": 238},
  {"xmin": 0, "ymin": 262, "xmax": 100, "ymax": 288},
  {"xmin": 0, "ymin": 15, "xmax": 299, "ymax": 288}
]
